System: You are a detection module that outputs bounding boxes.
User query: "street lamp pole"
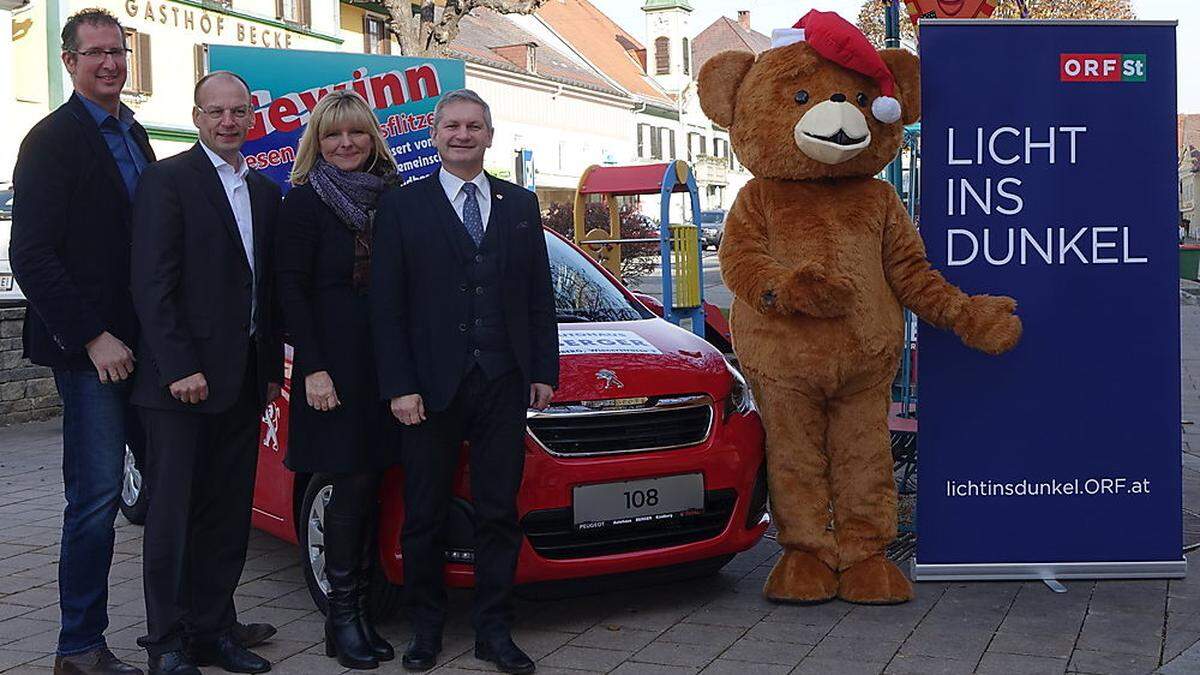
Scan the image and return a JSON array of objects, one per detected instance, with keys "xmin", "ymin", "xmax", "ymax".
[
  {"xmin": 884, "ymin": 0, "xmax": 901, "ymax": 49},
  {"xmin": 883, "ymin": 0, "xmax": 903, "ymax": 192}
]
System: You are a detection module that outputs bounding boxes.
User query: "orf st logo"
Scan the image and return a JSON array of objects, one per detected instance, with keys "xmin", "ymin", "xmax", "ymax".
[
  {"xmin": 595, "ymin": 369, "xmax": 624, "ymax": 390},
  {"xmin": 1060, "ymin": 53, "xmax": 1147, "ymax": 82}
]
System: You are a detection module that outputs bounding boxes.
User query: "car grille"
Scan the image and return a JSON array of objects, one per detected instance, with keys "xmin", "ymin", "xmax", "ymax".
[
  {"xmin": 526, "ymin": 395, "xmax": 714, "ymax": 457},
  {"xmin": 521, "ymin": 489, "xmax": 737, "ymax": 560}
]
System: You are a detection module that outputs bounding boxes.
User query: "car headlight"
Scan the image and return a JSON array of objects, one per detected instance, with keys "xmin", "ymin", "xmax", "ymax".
[{"xmin": 724, "ymin": 361, "xmax": 757, "ymax": 418}]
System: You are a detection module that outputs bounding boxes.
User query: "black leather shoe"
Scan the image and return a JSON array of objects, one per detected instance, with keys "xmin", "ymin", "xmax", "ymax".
[
  {"xmin": 189, "ymin": 634, "xmax": 271, "ymax": 674},
  {"xmin": 474, "ymin": 637, "xmax": 535, "ymax": 674},
  {"xmin": 146, "ymin": 650, "xmax": 200, "ymax": 675},
  {"xmin": 54, "ymin": 647, "xmax": 144, "ymax": 675},
  {"xmin": 401, "ymin": 634, "xmax": 442, "ymax": 672},
  {"xmin": 232, "ymin": 622, "xmax": 277, "ymax": 649}
]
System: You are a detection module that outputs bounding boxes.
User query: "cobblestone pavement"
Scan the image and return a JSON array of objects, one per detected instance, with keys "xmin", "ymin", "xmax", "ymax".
[{"xmin": 0, "ymin": 302, "xmax": 1194, "ymax": 674}]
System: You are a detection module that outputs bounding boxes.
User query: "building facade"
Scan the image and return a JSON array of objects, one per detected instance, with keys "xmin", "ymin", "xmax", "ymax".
[
  {"xmin": 8, "ymin": 0, "xmax": 348, "ymax": 166},
  {"xmin": 5, "ymin": 0, "xmax": 755, "ymax": 216}
]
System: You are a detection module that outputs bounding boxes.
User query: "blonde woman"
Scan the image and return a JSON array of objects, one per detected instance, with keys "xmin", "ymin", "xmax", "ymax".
[{"xmin": 276, "ymin": 90, "xmax": 399, "ymax": 670}]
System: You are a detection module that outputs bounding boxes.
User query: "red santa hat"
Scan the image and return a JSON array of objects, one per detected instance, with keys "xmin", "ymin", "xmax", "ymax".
[{"xmin": 770, "ymin": 9, "xmax": 903, "ymax": 124}]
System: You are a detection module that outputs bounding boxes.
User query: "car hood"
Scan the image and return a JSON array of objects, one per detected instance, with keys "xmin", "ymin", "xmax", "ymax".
[{"xmin": 555, "ymin": 319, "xmax": 732, "ymax": 403}]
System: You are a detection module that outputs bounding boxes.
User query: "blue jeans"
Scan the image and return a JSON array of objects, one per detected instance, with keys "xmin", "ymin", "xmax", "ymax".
[{"xmin": 53, "ymin": 370, "xmax": 128, "ymax": 656}]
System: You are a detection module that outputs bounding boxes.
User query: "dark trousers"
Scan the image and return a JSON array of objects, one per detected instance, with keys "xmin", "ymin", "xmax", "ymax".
[
  {"xmin": 401, "ymin": 366, "xmax": 526, "ymax": 640},
  {"xmin": 53, "ymin": 371, "xmax": 129, "ymax": 656},
  {"xmin": 138, "ymin": 358, "xmax": 260, "ymax": 658}
]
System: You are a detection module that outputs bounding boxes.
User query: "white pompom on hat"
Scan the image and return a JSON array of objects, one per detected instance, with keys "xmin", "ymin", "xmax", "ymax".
[{"xmin": 770, "ymin": 9, "xmax": 902, "ymax": 124}]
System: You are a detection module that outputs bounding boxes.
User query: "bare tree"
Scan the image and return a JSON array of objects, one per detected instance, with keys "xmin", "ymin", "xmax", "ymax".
[
  {"xmin": 857, "ymin": 0, "xmax": 1136, "ymax": 49},
  {"xmin": 360, "ymin": 0, "xmax": 550, "ymax": 57}
]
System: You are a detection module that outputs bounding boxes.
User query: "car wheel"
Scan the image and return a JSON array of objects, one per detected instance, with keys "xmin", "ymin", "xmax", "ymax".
[
  {"xmin": 119, "ymin": 445, "xmax": 148, "ymax": 525},
  {"xmin": 298, "ymin": 474, "xmax": 403, "ymax": 620}
]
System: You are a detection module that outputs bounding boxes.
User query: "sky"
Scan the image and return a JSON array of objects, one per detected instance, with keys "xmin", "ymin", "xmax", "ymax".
[{"xmin": 588, "ymin": 0, "xmax": 1198, "ymax": 113}]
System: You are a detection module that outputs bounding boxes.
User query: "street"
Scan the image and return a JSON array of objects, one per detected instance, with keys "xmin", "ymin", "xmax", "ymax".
[{"xmin": 0, "ymin": 296, "xmax": 1193, "ymax": 673}]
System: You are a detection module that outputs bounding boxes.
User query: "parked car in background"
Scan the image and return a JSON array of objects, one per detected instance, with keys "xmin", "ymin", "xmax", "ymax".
[
  {"xmin": 0, "ymin": 184, "xmax": 26, "ymax": 306},
  {"xmin": 228, "ymin": 227, "xmax": 769, "ymax": 616},
  {"xmin": 699, "ymin": 209, "xmax": 726, "ymax": 250}
]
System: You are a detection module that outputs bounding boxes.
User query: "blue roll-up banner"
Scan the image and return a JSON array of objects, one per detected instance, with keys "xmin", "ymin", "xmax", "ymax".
[
  {"xmin": 206, "ymin": 46, "xmax": 465, "ymax": 192},
  {"xmin": 914, "ymin": 21, "xmax": 1184, "ymax": 581}
]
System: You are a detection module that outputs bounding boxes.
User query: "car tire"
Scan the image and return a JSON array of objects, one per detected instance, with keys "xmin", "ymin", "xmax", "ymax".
[
  {"xmin": 119, "ymin": 445, "xmax": 148, "ymax": 526},
  {"xmin": 298, "ymin": 474, "xmax": 403, "ymax": 620}
]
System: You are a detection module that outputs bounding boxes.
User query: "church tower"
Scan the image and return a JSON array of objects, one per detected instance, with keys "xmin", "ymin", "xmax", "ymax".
[{"xmin": 642, "ymin": 0, "xmax": 693, "ymax": 95}]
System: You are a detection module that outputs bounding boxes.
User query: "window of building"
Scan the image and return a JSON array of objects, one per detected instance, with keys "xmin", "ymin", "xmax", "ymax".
[
  {"xmin": 637, "ymin": 124, "xmax": 650, "ymax": 158},
  {"xmin": 654, "ymin": 37, "xmax": 670, "ymax": 75},
  {"xmin": 363, "ymin": 14, "xmax": 390, "ymax": 54},
  {"xmin": 667, "ymin": 129, "xmax": 676, "ymax": 160},
  {"xmin": 123, "ymin": 28, "xmax": 152, "ymax": 95},
  {"xmin": 276, "ymin": 0, "xmax": 311, "ymax": 27},
  {"xmin": 682, "ymin": 38, "xmax": 690, "ymax": 75},
  {"xmin": 193, "ymin": 44, "xmax": 206, "ymax": 85},
  {"xmin": 650, "ymin": 127, "xmax": 662, "ymax": 160}
]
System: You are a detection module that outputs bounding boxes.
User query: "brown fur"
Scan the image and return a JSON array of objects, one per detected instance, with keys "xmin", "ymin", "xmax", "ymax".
[
  {"xmin": 838, "ymin": 555, "xmax": 914, "ymax": 605},
  {"xmin": 700, "ymin": 42, "xmax": 1021, "ymax": 604},
  {"xmin": 764, "ymin": 550, "xmax": 838, "ymax": 604}
]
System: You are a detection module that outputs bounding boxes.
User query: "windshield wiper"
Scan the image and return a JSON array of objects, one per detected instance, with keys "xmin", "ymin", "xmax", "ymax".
[{"xmin": 556, "ymin": 312, "xmax": 592, "ymax": 323}]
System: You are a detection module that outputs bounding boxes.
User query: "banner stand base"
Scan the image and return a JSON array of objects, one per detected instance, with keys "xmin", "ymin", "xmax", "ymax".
[{"xmin": 911, "ymin": 559, "xmax": 1187, "ymax": 582}]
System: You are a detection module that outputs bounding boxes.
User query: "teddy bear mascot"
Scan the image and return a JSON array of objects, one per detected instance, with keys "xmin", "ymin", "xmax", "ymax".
[{"xmin": 699, "ymin": 10, "xmax": 1022, "ymax": 605}]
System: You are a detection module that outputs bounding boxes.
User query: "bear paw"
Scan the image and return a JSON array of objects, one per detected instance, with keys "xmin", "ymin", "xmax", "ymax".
[
  {"xmin": 954, "ymin": 294, "xmax": 1022, "ymax": 355},
  {"xmin": 763, "ymin": 550, "xmax": 838, "ymax": 604},
  {"xmin": 774, "ymin": 264, "xmax": 856, "ymax": 318},
  {"xmin": 837, "ymin": 555, "xmax": 913, "ymax": 605}
]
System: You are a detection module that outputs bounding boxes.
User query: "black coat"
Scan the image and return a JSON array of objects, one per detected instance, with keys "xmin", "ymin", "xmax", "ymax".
[
  {"xmin": 275, "ymin": 184, "xmax": 399, "ymax": 472},
  {"xmin": 370, "ymin": 170, "xmax": 559, "ymax": 412},
  {"xmin": 9, "ymin": 93, "xmax": 156, "ymax": 370},
  {"xmin": 130, "ymin": 144, "xmax": 283, "ymax": 413}
]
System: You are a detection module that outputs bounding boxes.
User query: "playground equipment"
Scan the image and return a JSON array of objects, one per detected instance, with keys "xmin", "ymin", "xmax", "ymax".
[{"xmin": 572, "ymin": 161, "xmax": 706, "ymax": 337}]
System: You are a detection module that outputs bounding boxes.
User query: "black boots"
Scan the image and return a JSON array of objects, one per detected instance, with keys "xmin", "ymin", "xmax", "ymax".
[
  {"xmin": 323, "ymin": 510, "xmax": 393, "ymax": 670},
  {"xmin": 357, "ymin": 526, "xmax": 396, "ymax": 662}
]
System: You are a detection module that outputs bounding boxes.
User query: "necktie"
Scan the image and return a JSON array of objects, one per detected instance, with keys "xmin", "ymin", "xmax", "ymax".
[{"xmin": 461, "ymin": 182, "xmax": 484, "ymax": 246}]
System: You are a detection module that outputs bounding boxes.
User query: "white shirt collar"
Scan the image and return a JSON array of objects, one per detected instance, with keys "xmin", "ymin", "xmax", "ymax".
[
  {"xmin": 200, "ymin": 141, "xmax": 248, "ymax": 179},
  {"xmin": 438, "ymin": 168, "xmax": 488, "ymax": 201}
]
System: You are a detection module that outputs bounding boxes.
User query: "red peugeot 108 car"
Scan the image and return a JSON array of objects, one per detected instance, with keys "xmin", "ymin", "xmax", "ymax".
[{"xmin": 249, "ymin": 228, "xmax": 768, "ymax": 615}]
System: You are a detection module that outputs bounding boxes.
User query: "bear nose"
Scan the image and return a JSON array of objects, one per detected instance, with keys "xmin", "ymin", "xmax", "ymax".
[{"xmin": 830, "ymin": 93, "xmax": 847, "ymax": 103}]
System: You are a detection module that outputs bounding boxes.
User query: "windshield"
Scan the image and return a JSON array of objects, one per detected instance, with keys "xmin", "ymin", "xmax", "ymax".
[
  {"xmin": 700, "ymin": 211, "xmax": 724, "ymax": 224},
  {"xmin": 546, "ymin": 232, "xmax": 650, "ymax": 323},
  {"xmin": 0, "ymin": 191, "xmax": 12, "ymax": 219}
]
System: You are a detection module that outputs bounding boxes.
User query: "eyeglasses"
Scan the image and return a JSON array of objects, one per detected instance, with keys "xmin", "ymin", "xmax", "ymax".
[
  {"xmin": 68, "ymin": 48, "xmax": 131, "ymax": 61},
  {"xmin": 195, "ymin": 106, "xmax": 252, "ymax": 121}
]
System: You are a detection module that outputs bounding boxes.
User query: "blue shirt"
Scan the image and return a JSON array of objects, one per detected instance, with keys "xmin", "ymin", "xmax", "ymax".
[{"xmin": 78, "ymin": 94, "xmax": 148, "ymax": 200}]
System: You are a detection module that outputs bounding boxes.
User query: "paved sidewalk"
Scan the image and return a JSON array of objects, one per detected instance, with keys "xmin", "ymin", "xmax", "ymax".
[{"xmin": 0, "ymin": 302, "xmax": 1194, "ymax": 674}]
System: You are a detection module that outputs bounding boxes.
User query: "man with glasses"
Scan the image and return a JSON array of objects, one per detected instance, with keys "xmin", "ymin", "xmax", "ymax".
[
  {"xmin": 10, "ymin": 9, "xmax": 151, "ymax": 674},
  {"xmin": 130, "ymin": 71, "xmax": 282, "ymax": 675}
]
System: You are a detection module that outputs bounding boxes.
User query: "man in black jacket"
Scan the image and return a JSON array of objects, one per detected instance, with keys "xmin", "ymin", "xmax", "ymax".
[
  {"xmin": 130, "ymin": 71, "xmax": 282, "ymax": 675},
  {"xmin": 9, "ymin": 10, "xmax": 150, "ymax": 674},
  {"xmin": 371, "ymin": 89, "xmax": 558, "ymax": 675}
]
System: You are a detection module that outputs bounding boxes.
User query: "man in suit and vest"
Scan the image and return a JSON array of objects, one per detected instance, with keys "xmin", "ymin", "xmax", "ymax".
[
  {"xmin": 9, "ymin": 10, "xmax": 152, "ymax": 674},
  {"xmin": 371, "ymin": 89, "xmax": 559, "ymax": 674},
  {"xmin": 130, "ymin": 71, "xmax": 282, "ymax": 675}
]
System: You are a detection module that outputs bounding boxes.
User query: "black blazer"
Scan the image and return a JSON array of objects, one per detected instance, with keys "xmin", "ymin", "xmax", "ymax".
[
  {"xmin": 371, "ymin": 170, "xmax": 559, "ymax": 412},
  {"xmin": 9, "ymin": 93, "xmax": 156, "ymax": 370},
  {"xmin": 130, "ymin": 144, "xmax": 283, "ymax": 413},
  {"xmin": 275, "ymin": 183, "xmax": 397, "ymax": 472}
]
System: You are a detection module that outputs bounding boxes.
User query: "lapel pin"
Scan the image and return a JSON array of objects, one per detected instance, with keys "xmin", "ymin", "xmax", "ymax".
[{"xmin": 496, "ymin": 193, "xmax": 503, "ymax": 200}]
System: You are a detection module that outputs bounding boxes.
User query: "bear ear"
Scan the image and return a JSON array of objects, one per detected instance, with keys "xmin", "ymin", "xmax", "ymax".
[
  {"xmin": 879, "ymin": 49, "xmax": 920, "ymax": 125},
  {"xmin": 698, "ymin": 51, "xmax": 756, "ymax": 128}
]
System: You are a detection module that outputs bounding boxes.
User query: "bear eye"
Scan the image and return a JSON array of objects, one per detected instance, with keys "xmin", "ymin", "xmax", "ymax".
[
  {"xmin": 856, "ymin": 92, "xmax": 869, "ymax": 107},
  {"xmin": 794, "ymin": 90, "xmax": 809, "ymax": 105}
]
